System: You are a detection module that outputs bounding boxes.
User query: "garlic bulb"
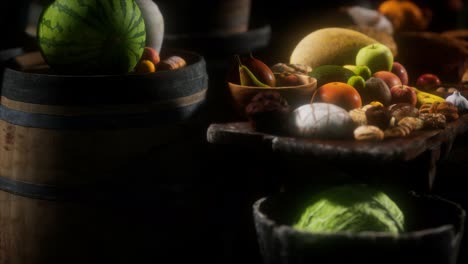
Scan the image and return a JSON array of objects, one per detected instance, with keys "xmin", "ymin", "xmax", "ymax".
[
  {"xmin": 446, "ymin": 91, "xmax": 468, "ymax": 112},
  {"xmin": 293, "ymin": 103, "xmax": 355, "ymax": 139}
]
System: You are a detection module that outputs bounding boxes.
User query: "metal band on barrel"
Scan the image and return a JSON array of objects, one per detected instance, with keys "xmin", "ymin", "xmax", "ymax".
[{"xmin": 0, "ymin": 88, "xmax": 207, "ymax": 129}]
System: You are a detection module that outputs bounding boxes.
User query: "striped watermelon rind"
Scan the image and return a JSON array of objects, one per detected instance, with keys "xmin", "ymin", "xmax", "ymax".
[{"xmin": 38, "ymin": 0, "xmax": 146, "ymax": 74}]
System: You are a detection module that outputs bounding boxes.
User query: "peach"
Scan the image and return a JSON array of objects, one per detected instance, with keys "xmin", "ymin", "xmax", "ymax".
[
  {"xmin": 373, "ymin": 71, "xmax": 402, "ymax": 89},
  {"xmin": 140, "ymin": 47, "xmax": 160, "ymax": 66}
]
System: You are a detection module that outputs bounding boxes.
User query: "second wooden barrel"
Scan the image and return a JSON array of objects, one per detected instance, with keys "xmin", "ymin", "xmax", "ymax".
[
  {"xmin": 157, "ymin": 0, "xmax": 252, "ymax": 35},
  {"xmin": 164, "ymin": 24, "xmax": 271, "ymax": 123}
]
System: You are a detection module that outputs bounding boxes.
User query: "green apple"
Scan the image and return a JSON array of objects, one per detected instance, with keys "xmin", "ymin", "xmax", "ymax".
[
  {"xmin": 355, "ymin": 43, "xmax": 393, "ymax": 74},
  {"xmin": 344, "ymin": 65, "xmax": 372, "ymax": 80},
  {"xmin": 347, "ymin": 75, "xmax": 366, "ymax": 91}
]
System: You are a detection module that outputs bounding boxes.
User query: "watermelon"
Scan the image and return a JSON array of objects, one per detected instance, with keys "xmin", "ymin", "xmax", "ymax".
[{"xmin": 38, "ymin": 0, "xmax": 146, "ymax": 74}]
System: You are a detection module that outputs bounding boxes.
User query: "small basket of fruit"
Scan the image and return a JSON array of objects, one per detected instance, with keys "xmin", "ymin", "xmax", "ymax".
[{"xmin": 228, "ymin": 54, "xmax": 317, "ymax": 119}]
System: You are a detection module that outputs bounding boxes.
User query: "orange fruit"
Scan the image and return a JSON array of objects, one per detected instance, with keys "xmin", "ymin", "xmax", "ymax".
[
  {"xmin": 312, "ymin": 82, "xmax": 362, "ymax": 111},
  {"xmin": 378, "ymin": 0, "xmax": 428, "ymax": 32},
  {"xmin": 135, "ymin": 59, "xmax": 156, "ymax": 73}
]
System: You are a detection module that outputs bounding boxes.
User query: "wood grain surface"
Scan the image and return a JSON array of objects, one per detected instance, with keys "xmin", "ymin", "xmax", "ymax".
[
  {"xmin": 207, "ymin": 114, "xmax": 468, "ymax": 161},
  {"xmin": 207, "ymin": 114, "xmax": 468, "ymax": 192}
]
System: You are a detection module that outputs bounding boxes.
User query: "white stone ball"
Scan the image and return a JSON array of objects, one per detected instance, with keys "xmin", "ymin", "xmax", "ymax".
[
  {"xmin": 346, "ymin": 6, "xmax": 394, "ymax": 35},
  {"xmin": 293, "ymin": 103, "xmax": 355, "ymax": 139},
  {"xmin": 135, "ymin": 0, "xmax": 164, "ymax": 53}
]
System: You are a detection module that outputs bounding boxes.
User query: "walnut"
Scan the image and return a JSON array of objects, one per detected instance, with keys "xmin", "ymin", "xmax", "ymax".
[
  {"xmin": 384, "ymin": 125, "xmax": 413, "ymax": 138},
  {"xmin": 398, "ymin": 117, "xmax": 424, "ymax": 131},
  {"xmin": 418, "ymin": 113, "xmax": 446, "ymax": 129},
  {"xmin": 383, "ymin": 116, "xmax": 424, "ymax": 138},
  {"xmin": 388, "ymin": 103, "xmax": 419, "ymax": 122},
  {"xmin": 365, "ymin": 105, "xmax": 392, "ymax": 130},
  {"xmin": 354, "ymin": 125, "xmax": 384, "ymax": 141},
  {"xmin": 419, "ymin": 101, "xmax": 459, "ymax": 121},
  {"xmin": 349, "ymin": 108, "xmax": 367, "ymax": 126}
]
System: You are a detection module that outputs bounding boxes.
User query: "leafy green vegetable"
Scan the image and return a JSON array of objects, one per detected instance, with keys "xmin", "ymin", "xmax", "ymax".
[{"xmin": 294, "ymin": 184, "xmax": 404, "ymax": 234}]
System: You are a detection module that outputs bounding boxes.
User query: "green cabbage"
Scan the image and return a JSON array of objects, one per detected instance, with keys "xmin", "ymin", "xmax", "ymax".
[{"xmin": 294, "ymin": 185, "xmax": 405, "ymax": 234}]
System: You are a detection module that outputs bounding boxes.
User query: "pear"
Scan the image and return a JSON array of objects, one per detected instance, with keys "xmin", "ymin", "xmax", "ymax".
[
  {"xmin": 235, "ymin": 55, "xmax": 270, "ymax": 87},
  {"xmin": 243, "ymin": 53, "xmax": 276, "ymax": 87}
]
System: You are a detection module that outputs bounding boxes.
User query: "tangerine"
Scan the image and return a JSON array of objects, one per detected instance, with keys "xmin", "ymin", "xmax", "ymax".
[{"xmin": 312, "ymin": 82, "xmax": 362, "ymax": 111}]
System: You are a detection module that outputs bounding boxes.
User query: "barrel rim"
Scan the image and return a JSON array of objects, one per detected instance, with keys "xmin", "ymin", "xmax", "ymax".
[
  {"xmin": 164, "ymin": 23, "xmax": 271, "ymax": 40},
  {"xmin": 163, "ymin": 24, "xmax": 271, "ymax": 55},
  {"xmin": 1, "ymin": 47, "xmax": 208, "ymax": 106},
  {"xmin": 253, "ymin": 192, "xmax": 466, "ymax": 239},
  {"xmin": 0, "ymin": 47, "xmax": 24, "ymax": 62},
  {"xmin": 2, "ymin": 48, "xmax": 206, "ymax": 79}
]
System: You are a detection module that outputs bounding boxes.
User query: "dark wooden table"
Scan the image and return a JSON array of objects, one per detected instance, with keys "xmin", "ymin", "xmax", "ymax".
[{"xmin": 207, "ymin": 114, "xmax": 468, "ymax": 192}]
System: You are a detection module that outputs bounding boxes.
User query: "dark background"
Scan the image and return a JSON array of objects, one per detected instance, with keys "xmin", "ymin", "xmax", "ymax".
[{"xmin": 0, "ymin": 1, "xmax": 467, "ymax": 264}]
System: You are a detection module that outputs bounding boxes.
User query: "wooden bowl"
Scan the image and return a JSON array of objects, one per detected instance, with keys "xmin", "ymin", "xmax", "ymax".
[
  {"xmin": 228, "ymin": 78, "xmax": 317, "ymax": 116},
  {"xmin": 253, "ymin": 191, "xmax": 465, "ymax": 264}
]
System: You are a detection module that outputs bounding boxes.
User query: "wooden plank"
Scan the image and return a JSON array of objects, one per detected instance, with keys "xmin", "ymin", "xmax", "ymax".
[{"xmin": 207, "ymin": 114, "xmax": 468, "ymax": 163}]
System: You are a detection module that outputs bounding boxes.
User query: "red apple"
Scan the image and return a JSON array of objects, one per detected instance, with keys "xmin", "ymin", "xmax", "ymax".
[
  {"xmin": 416, "ymin": 73, "xmax": 441, "ymax": 91},
  {"xmin": 391, "ymin": 62, "xmax": 409, "ymax": 85},
  {"xmin": 312, "ymin": 82, "xmax": 362, "ymax": 111},
  {"xmin": 140, "ymin": 47, "xmax": 160, "ymax": 65},
  {"xmin": 373, "ymin": 71, "xmax": 402, "ymax": 91},
  {"xmin": 390, "ymin": 85, "xmax": 417, "ymax": 106}
]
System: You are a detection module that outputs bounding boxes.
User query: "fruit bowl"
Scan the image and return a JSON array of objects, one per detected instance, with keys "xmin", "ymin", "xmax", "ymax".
[{"xmin": 228, "ymin": 77, "xmax": 317, "ymax": 116}]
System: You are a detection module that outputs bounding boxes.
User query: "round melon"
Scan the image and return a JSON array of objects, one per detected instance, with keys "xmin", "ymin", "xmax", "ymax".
[
  {"xmin": 37, "ymin": 0, "xmax": 146, "ymax": 74},
  {"xmin": 290, "ymin": 27, "xmax": 378, "ymax": 69}
]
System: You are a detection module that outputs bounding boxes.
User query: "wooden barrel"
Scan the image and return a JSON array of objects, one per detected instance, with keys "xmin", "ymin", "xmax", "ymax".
[
  {"xmin": 0, "ymin": 47, "xmax": 24, "ymax": 90},
  {"xmin": 0, "ymin": 48, "xmax": 208, "ymax": 263},
  {"xmin": 157, "ymin": 0, "xmax": 251, "ymax": 35},
  {"xmin": 164, "ymin": 24, "xmax": 272, "ymax": 122},
  {"xmin": 253, "ymin": 190, "xmax": 466, "ymax": 264}
]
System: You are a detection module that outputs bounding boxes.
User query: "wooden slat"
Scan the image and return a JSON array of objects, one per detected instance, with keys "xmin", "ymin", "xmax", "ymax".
[
  {"xmin": 0, "ymin": 120, "xmax": 184, "ymax": 186},
  {"xmin": 0, "ymin": 88, "xmax": 207, "ymax": 116}
]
